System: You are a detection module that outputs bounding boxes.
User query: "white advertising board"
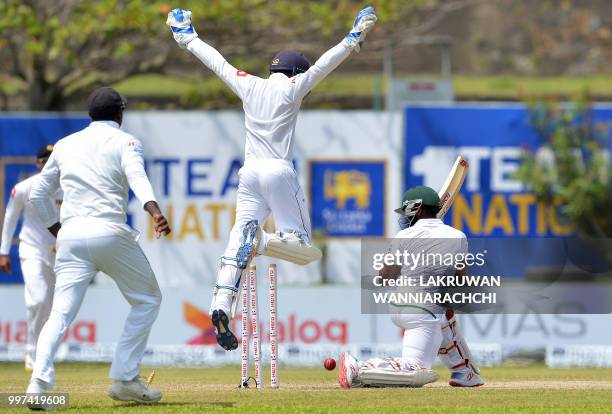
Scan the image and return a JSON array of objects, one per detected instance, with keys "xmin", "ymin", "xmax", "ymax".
[{"xmin": 120, "ymin": 111, "xmax": 402, "ymax": 287}]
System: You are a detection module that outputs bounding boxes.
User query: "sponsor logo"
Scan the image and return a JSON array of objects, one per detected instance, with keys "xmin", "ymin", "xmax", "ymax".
[
  {"xmin": 325, "ymin": 170, "xmax": 371, "ymax": 209},
  {"xmin": 409, "ymin": 146, "xmax": 574, "ymax": 236},
  {"xmin": 0, "ymin": 320, "xmax": 95, "ymax": 344},
  {"xmin": 310, "ymin": 160, "xmax": 385, "ymax": 237},
  {"xmin": 183, "ymin": 302, "xmax": 217, "ymax": 345},
  {"xmin": 236, "ymin": 70, "xmax": 249, "ymax": 77},
  {"xmin": 183, "ymin": 302, "xmax": 348, "ymax": 345}
]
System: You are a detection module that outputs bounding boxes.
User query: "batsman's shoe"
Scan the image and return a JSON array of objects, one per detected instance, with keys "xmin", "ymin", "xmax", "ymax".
[
  {"xmin": 108, "ymin": 377, "xmax": 162, "ymax": 404},
  {"xmin": 338, "ymin": 352, "xmax": 360, "ymax": 389},
  {"xmin": 25, "ymin": 352, "xmax": 34, "ymax": 372},
  {"xmin": 343, "ymin": 6, "xmax": 378, "ymax": 52},
  {"xmin": 166, "ymin": 8, "xmax": 198, "ymax": 48},
  {"xmin": 212, "ymin": 309, "xmax": 238, "ymax": 351},
  {"xmin": 26, "ymin": 378, "xmax": 52, "ymax": 411},
  {"xmin": 449, "ymin": 369, "xmax": 484, "ymax": 387}
]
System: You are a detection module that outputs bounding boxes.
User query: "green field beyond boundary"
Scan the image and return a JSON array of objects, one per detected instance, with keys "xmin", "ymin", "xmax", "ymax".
[{"xmin": 114, "ymin": 74, "xmax": 612, "ymax": 101}]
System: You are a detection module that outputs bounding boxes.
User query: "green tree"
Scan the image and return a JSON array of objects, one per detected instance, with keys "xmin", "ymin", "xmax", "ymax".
[
  {"xmin": 0, "ymin": 0, "xmax": 175, "ymax": 110},
  {"xmin": 0, "ymin": 0, "xmax": 446, "ymax": 110},
  {"xmin": 516, "ymin": 98, "xmax": 611, "ymax": 236}
]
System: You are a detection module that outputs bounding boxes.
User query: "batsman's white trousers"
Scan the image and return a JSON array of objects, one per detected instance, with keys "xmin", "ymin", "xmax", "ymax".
[
  {"xmin": 389, "ymin": 312, "xmax": 445, "ymax": 369},
  {"xmin": 32, "ymin": 219, "xmax": 161, "ymax": 387},
  {"xmin": 384, "ymin": 311, "xmax": 468, "ymax": 371},
  {"xmin": 212, "ymin": 159, "xmax": 310, "ymax": 311},
  {"xmin": 19, "ymin": 242, "xmax": 56, "ymax": 360}
]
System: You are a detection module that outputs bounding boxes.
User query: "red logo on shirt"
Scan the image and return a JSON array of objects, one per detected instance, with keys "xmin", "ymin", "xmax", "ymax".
[
  {"xmin": 128, "ymin": 141, "xmax": 135, "ymax": 147},
  {"xmin": 10, "ymin": 187, "xmax": 16, "ymax": 199},
  {"xmin": 236, "ymin": 70, "xmax": 249, "ymax": 77}
]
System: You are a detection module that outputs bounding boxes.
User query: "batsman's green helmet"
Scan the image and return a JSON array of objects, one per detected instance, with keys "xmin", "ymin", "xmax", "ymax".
[{"xmin": 394, "ymin": 186, "xmax": 441, "ymax": 215}]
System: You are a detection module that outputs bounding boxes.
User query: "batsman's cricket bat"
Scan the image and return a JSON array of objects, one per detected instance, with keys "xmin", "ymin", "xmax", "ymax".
[{"xmin": 437, "ymin": 156, "xmax": 469, "ymax": 219}]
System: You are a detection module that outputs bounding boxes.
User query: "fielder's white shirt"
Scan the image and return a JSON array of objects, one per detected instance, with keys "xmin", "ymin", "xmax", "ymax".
[
  {"xmin": 187, "ymin": 39, "xmax": 351, "ymax": 161},
  {"xmin": 0, "ymin": 174, "xmax": 60, "ymax": 256},
  {"xmin": 30, "ymin": 121, "xmax": 157, "ymax": 229}
]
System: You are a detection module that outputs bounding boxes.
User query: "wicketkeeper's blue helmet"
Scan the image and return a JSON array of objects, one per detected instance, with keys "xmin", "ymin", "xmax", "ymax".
[{"xmin": 269, "ymin": 51, "xmax": 311, "ymax": 77}]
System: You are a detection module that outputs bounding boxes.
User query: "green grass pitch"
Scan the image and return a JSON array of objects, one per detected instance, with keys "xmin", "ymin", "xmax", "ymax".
[{"xmin": 2, "ymin": 363, "xmax": 612, "ymax": 413}]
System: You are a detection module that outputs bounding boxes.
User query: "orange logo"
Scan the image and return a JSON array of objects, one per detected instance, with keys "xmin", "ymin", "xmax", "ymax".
[{"xmin": 183, "ymin": 302, "xmax": 217, "ymax": 345}]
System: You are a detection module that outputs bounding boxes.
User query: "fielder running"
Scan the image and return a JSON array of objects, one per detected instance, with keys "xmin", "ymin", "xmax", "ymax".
[
  {"xmin": 166, "ymin": 6, "xmax": 378, "ymax": 350},
  {"xmin": 338, "ymin": 186, "xmax": 484, "ymax": 388},
  {"xmin": 0, "ymin": 145, "xmax": 60, "ymax": 371},
  {"xmin": 25, "ymin": 87, "xmax": 171, "ymax": 407}
]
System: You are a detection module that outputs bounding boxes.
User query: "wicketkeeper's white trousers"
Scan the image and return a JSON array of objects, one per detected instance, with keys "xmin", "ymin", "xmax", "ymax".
[
  {"xmin": 32, "ymin": 220, "xmax": 161, "ymax": 387},
  {"xmin": 212, "ymin": 159, "xmax": 311, "ymax": 312},
  {"xmin": 20, "ymin": 243, "xmax": 56, "ymax": 360}
]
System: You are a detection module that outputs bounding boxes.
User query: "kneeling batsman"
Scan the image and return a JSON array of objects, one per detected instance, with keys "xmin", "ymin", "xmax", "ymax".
[{"xmin": 337, "ymin": 187, "xmax": 484, "ymax": 388}]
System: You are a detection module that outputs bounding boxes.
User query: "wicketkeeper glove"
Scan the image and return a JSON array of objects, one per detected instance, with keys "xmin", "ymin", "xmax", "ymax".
[
  {"xmin": 166, "ymin": 8, "xmax": 198, "ymax": 48},
  {"xmin": 343, "ymin": 6, "xmax": 378, "ymax": 53}
]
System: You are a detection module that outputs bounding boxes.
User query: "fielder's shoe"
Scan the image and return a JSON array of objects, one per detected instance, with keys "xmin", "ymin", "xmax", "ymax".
[
  {"xmin": 26, "ymin": 377, "xmax": 52, "ymax": 411},
  {"xmin": 25, "ymin": 352, "xmax": 34, "ymax": 372},
  {"xmin": 338, "ymin": 352, "xmax": 360, "ymax": 389},
  {"xmin": 449, "ymin": 369, "xmax": 484, "ymax": 387},
  {"xmin": 108, "ymin": 376, "xmax": 162, "ymax": 404},
  {"xmin": 212, "ymin": 309, "xmax": 238, "ymax": 351}
]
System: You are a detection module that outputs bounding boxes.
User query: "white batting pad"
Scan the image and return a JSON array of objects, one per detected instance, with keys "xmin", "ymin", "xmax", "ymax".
[
  {"xmin": 263, "ymin": 233, "xmax": 322, "ymax": 265},
  {"xmin": 358, "ymin": 368, "xmax": 439, "ymax": 388}
]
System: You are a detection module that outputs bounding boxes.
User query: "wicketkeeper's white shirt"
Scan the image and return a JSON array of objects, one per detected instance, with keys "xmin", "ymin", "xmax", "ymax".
[
  {"xmin": 30, "ymin": 121, "xmax": 157, "ymax": 230},
  {"xmin": 0, "ymin": 174, "xmax": 60, "ymax": 257},
  {"xmin": 187, "ymin": 39, "xmax": 351, "ymax": 161}
]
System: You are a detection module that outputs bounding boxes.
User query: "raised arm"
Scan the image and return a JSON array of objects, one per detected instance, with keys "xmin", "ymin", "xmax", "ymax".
[
  {"xmin": 30, "ymin": 152, "xmax": 61, "ymax": 235},
  {"xmin": 166, "ymin": 8, "xmax": 252, "ymax": 100},
  {"xmin": 121, "ymin": 138, "xmax": 171, "ymax": 238},
  {"xmin": 292, "ymin": 6, "xmax": 377, "ymax": 99},
  {"xmin": 187, "ymin": 39, "xmax": 253, "ymax": 99},
  {"xmin": 291, "ymin": 43, "xmax": 351, "ymax": 100}
]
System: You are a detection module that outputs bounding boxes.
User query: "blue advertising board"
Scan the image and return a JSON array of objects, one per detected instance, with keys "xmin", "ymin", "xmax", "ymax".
[
  {"xmin": 310, "ymin": 160, "xmax": 386, "ymax": 237},
  {"xmin": 0, "ymin": 115, "xmax": 89, "ymax": 283},
  {"xmin": 403, "ymin": 104, "xmax": 612, "ymax": 237}
]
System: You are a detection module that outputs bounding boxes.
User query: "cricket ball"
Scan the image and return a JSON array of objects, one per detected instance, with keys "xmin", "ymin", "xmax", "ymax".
[{"xmin": 324, "ymin": 357, "xmax": 336, "ymax": 371}]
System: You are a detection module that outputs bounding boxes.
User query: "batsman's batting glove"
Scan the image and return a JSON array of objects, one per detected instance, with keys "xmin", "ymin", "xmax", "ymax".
[
  {"xmin": 166, "ymin": 8, "xmax": 198, "ymax": 48},
  {"xmin": 343, "ymin": 6, "xmax": 378, "ymax": 53}
]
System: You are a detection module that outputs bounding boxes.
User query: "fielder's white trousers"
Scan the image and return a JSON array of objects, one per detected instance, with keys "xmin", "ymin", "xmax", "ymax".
[
  {"xmin": 19, "ymin": 243, "xmax": 56, "ymax": 360},
  {"xmin": 212, "ymin": 159, "xmax": 311, "ymax": 311},
  {"xmin": 32, "ymin": 220, "xmax": 161, "ymax": 387}
]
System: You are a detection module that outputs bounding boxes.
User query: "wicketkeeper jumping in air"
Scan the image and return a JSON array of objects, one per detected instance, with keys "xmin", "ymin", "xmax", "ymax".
[{"xmin": 167, "ymin": 6, "xmax": 377, "ymax": 351}]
